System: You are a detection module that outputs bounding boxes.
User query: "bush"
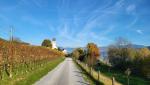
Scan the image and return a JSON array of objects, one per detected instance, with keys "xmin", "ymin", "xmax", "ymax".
[
  {"xmin": 41, "ymin": 39, "xmax": 52, "ymax": 48},
  {"xmin": 72, "ymin": 48, "xmax": 85, "ymax": 61}
]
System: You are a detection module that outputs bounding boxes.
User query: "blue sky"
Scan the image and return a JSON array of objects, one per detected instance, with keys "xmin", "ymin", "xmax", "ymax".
[{"xmin": 0, "ymin": 0, "xmax": 150, "ymax": 47}]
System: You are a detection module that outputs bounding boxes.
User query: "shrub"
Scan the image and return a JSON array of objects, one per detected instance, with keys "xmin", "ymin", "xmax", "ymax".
[{"xmin": 41, "ymin": 39, "xmax": 52, "ymax": 48}]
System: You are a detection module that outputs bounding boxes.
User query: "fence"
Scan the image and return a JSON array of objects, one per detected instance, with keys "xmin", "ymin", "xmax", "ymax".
[{"xmin": 76, "ymin": 60, "xmax": 122, "ymax": 85}]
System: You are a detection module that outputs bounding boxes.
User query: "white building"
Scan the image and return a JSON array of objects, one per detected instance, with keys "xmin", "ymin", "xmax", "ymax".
[
  {"xmin": 52, "ymin": 38, "xmax": 58, "ymax": 49},
  {"xmin": 62, "ymin": 49, "xmax": 67, "ymax": 54}
]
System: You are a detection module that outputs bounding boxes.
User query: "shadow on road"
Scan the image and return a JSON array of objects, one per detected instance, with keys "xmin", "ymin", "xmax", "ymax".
[
  {"xmin": 74, "ymin": 62, "xmax": 104, "ymax": 85},
  {"xmin": 77, "ymin": 81, "xmax": 90, "ymax": 85}
]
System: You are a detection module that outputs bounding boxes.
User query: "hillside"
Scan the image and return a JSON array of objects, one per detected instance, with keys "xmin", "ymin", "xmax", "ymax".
[
  {"xmin": 0, "ymin": 37, "xmax": 64, "ymax": 82},
  {"xmin": 131, "ymin": 44, "xmax": 145, "ymax": 48},
  {"xmin": 0, "ymin": 37, "xmax": 6, "ymax": 42}
]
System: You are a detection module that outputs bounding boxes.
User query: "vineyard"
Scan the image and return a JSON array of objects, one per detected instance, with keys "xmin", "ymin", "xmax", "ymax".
[{"xmin": 0, "ymin": 39, "xmax": 64, "ymax": 82}]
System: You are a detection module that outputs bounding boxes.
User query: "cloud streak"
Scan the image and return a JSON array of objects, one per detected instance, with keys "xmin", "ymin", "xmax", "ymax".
[
  {"xmin": 1, "ymin": 0, "xmax": 149, "ymax": 47},
  {"xmin": 136, "ymin": 29, "xmax": 143, "ymax": 34},
  {"xmin": 53, "ymin": 0, "xmax": 141, "ymax": 47}
]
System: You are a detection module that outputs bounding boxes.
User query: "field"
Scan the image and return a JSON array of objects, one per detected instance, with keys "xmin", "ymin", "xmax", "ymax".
[
  {"xmin": 95, "ymin": 61, "xmax": 150, "ymax": 85},
  {"xmin": 0, "ymin": 39, "xmax": 64, "ymax": 85}
]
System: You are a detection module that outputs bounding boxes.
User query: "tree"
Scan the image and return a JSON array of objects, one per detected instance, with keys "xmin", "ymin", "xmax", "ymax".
[
  {"xmin": 72, "ymin": 49, "xmax": 80, "ymax": 59},
  {"xmin": 72, "ymin": 48, "xmax": 85, "ymax": 60},
  {"xmin": 86, "ymin": 43, "xmax": 100, "ymax": 75},
  {"xmin": 139, "ymin": 48, "xmax": 150, "ymax": 59},
  {"xmin": 137, "ymin": 48, "xmax": 150, "ymax": 79},
  {"xmin": 41, "ymin": 39, "xmax": 52, "ymax": 48},
  {"xmin": 75, "ymin": 48, "xmax": 86, "ymax": 62},
  {"xmin": 108, "ymin": 37, "xmax": 150, "ymax": 78},
  {"xmin": 108, "ymin": 37, "xmax": 135, "ymax": 70},
  {"xmin": 86, "ymin": 43, "xmax": 100, "ymax": 67},
  {"xmin": 115, "ymin": 37, "xmax": 132, "ymax": 48}
]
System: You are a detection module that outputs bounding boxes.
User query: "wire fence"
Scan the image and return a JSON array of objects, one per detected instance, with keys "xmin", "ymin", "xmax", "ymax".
[{"xmin": 76, "ymin": 60, "xmax": 122, "ymax": 85}]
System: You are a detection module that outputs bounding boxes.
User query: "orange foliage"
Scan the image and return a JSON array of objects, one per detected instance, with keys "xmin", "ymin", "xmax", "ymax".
[
  {"xmin": 0, "ymin": 40, "xmax": 63, "ymax": 78},
  {"xmin": 86, "ymin": 43, "xmax": 100, "ymax": 67}
]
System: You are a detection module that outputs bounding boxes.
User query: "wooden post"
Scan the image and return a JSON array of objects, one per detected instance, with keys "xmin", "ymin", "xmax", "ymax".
[
  {"xmin": 127, "ymin": 76, "xmax": 129, "ymax": 85},
  {"xmin": 0, "ymin": 67, "xmax": 2, "ymax": 80},
  {"xmin": 98, "ymin": 71, "xmax": 100, "ymax": 81},
  {"xmin": 90, "ymin": 67, "xmax": 91, "ymax": 75},
  {"xmin": 90, "ymin": 67, "xmax": 92, "ymax": 75},
  {"xmin": 112, "ymin": 76, "xmax": 115, "ymax": 85}
]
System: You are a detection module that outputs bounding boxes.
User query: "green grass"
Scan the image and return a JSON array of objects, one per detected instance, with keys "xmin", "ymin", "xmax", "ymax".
[
  {"xmin": 95, "ymin": 61, "xmax": 150, "ymax": 85},
  {"xmin": 0, "ymin": 57, "xmax": 65, "ymax": 85}
]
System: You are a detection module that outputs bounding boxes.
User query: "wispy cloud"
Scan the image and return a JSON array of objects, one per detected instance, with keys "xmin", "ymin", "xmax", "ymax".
[
  {"xmin": 126, "ymin": 4, "xmax": 136, "ymax": 14},
  {"xmin": 1, "ymin": 0, "xmax": 147, "ymax": 47},
  {"xmin": 136, "ymin": 29, "xmax": 143, "ymax": 34},
  {"xmin": 54, "ymin": 0, "xmax": 132, "ymax": 47}
]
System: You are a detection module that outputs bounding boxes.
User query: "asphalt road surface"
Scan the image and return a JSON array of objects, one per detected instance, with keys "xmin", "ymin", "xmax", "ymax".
[{"xmin": 34, "ymin": 58, "xmax": 89, "ymax": 85}]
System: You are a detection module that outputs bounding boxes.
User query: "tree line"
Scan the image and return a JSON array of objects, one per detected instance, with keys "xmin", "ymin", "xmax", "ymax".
[
  {"xmin": 108, "ymin": 37, "xmax": 150, "ymax": 79},
  {"xmin": 71, "ymin": 37, "xmax": 150, "ymax": 80},
  {"xmin": 71, "ymin": 43, "xmax": 100, "ymax": 74}
]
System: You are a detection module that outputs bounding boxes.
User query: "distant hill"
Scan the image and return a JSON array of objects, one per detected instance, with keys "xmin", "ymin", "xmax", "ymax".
[
  {"xmin": 64, "ymin": 44, "xmax": 145, "ymax": 53},
  {"xmin": 131, "ymin": 44, "xmax": 145, "ymax": 48},
  {"xmin": 147, "ymin": 46, "xmax": 150, "ymax": 49}
]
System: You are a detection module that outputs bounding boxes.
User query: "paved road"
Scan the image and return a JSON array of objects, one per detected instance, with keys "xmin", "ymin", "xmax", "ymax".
[{"xmin": 34, "ymin": 58, "xmax": 89, "ymax": 85}]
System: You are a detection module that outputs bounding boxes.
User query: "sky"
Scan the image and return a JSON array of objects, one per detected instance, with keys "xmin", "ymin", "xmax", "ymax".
[{"xmin": 0, "ymin": 0, "xmax": 150, "ymax": 47}]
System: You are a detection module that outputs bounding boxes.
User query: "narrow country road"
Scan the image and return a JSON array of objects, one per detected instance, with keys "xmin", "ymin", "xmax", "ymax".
[{"xmin": 34, "ymin": 58, "xmax": 89, "ymax": 85}]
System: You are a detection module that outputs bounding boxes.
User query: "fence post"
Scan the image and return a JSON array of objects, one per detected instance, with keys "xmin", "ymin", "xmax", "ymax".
[
  {"xmin": 90, "ymin": 67, "xmax": 92, "ymax": 75},
  {"xmin": 112, "ymin": 76, "xmax": 115, "ymax": 85},
  {"xmin": 127, "ymin": 76, "xmax": 129, "ymax": 85},
  {"xmin": 98, "ymin": 70, "xmax": 100, "ymax": 81}
]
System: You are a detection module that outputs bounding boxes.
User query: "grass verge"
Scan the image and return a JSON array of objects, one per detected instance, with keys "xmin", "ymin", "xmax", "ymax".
[
  {"xmin": 73, "ymin": 59, "xmax": 104, "ymax": 85},
  {"xmin": 75, "ymin": 60, "xmax": 122, "ymax": 85},
  {"xmin": 95, "ymin": 61, "xmax": 150, "ymax": 85},
  {"xmin": 0, "ymin": 57, "xmax": 65, "ymax": 85}
]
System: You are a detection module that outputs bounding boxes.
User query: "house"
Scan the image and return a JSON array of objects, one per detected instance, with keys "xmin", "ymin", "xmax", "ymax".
[
  {"xmin": 52, "ymin": 38, "xmax": 58, "ymax": 49},
  {"xmin": 62, "ymin": 49, "xmax": 67, "ymax": 54}
]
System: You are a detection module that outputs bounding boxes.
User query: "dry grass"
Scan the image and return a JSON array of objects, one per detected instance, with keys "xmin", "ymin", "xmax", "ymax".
[{"xmin": 77, "ymin": 61, "xmax": 122, "ymax": 85}]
